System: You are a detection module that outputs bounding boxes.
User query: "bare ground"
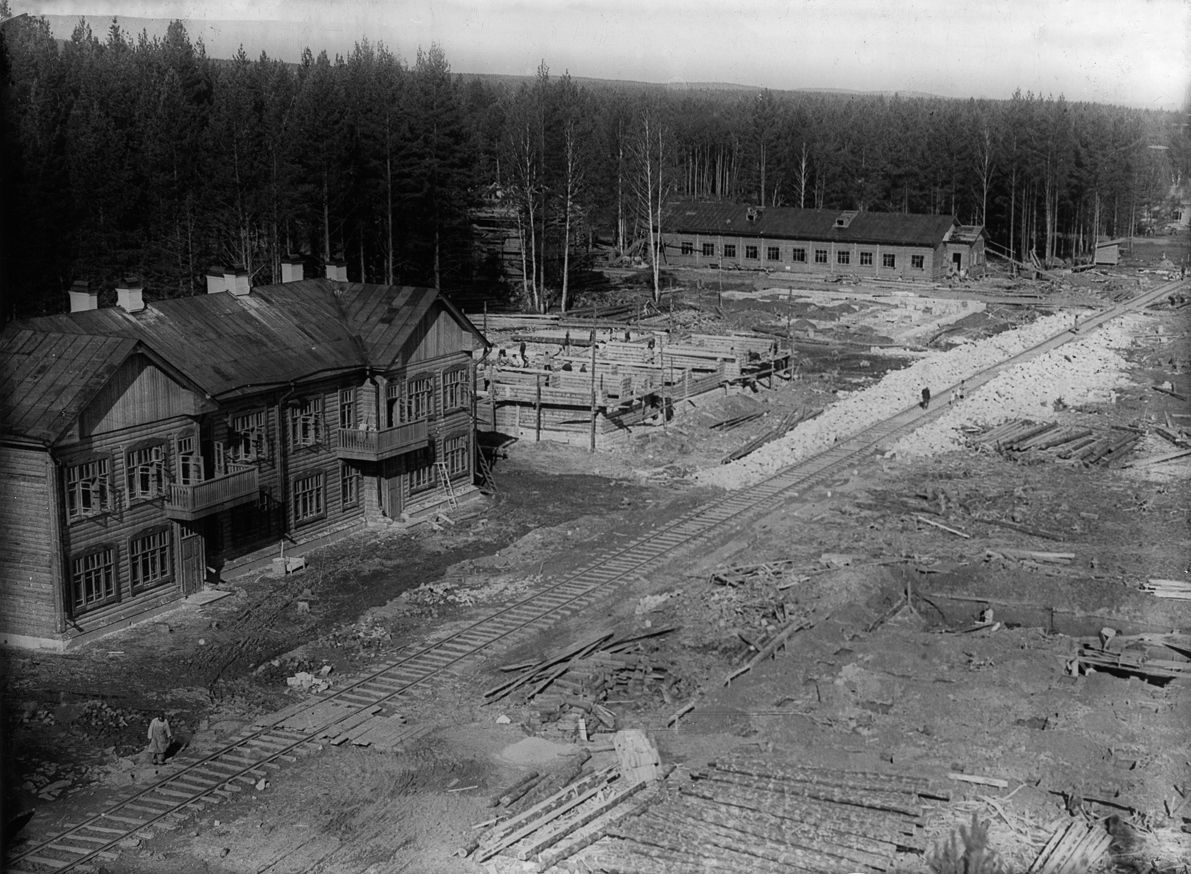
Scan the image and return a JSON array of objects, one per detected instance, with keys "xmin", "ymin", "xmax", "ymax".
[{"xmin": 4, "ymin": 238, "xmax": 1191, "ymax": 873}]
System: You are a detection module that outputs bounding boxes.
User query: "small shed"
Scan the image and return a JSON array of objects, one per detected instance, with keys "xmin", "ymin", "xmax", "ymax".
[{"xmin": 1094, "ymin": 238, "xmax": 1125, "ymax": 266}]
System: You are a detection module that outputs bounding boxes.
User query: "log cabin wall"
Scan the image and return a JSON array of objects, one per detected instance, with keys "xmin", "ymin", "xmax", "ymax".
[{"xmin": 0, "ymin": 446, "xmax": 61, "ymax": 644}]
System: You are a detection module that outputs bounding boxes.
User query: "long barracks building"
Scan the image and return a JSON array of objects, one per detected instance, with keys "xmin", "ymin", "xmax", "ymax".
[{"xmin": 662, "ymin": 202, "xmax": 986, "ymax": 282}]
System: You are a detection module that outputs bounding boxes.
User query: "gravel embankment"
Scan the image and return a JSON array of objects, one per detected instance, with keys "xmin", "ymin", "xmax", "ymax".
[{"xmin": 697, "ymin": 311, "xmax": 1137, "ymax": 489}]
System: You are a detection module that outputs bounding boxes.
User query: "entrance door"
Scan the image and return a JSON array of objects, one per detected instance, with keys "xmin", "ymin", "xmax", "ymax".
[
  {"xmin": 952, "ymin": 252, "xmax": 963, "ymax": 270},
  {"xmin": 178, "ymin": 523, "xmax": 205, "ymax": 595},
  {"xmin": 380, "ymin": 458, "xmax": 403, "ymax": 519}
]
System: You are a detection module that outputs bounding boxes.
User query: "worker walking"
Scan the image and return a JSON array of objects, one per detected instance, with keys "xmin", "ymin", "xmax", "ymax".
[
  {"xmin": 148, "ymin": 711, "xmax": 173, "ymax": 766},
  {"xmin": 920, "ymin": 387, "xmax": 931, "ymax": 410}
]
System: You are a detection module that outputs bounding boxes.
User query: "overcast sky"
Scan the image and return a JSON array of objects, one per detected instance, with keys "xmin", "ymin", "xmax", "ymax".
[{"xmin": 13, "ymin": 0, "xmax": 1191, "ymax": 109}]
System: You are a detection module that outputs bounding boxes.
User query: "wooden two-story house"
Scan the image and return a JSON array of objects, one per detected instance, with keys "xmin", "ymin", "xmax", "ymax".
[{"xmin": 0, "ymin": 266, "xmax": 488, "ymax": 650}]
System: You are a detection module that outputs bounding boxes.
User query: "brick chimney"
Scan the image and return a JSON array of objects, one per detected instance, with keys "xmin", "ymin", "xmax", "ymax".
[
  {"xmin": 281, "ymin": 255, "xmax": 305, "ymax": 283},
  {"xmin": 206, "ymin": 265, "xmax": 228, "ymax": 294},
  {"xmin": 325, "ymin": 259, "xmax": 348, "ymax": 282},
  {"xmin": 223, "ymin": 264, "xmax": 250, "ymax": 296},
  {"xmin": 68, "ymin": 280, "xmax": 98, "ymax": 313},
  {"xmin": 116, "ymin": 277, "xmax": 145, "ymax": 313}
]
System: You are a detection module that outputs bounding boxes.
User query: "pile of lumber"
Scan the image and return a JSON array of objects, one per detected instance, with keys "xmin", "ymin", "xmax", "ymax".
[
  {"xmin": 1076, "ymin": 632, "xmax": 1191, "ymax": 684},
  {"xmin": 972, "ymin": 420, "xmax": 1142, "ymax": 466},
  {"xmin": 721, "ymin": 407, "xmax": 817, "ymax": 464},
  {"xmin": 709, "ymin": 411, "xmax": 765, "ymax": 431},
  {"xmin": 985, "ymin": 548, "xmax": 1074, "ymax": 570},
  {"xmin": 484, "ymin": 627, "xmax": 680, "ymax": 741},
  {"xmin": 1141, "ymin": 578, "xmax": 1191, "ymax": 600},
  {"xmin": 1026, "ymin": 818, "xmax": 1114, "ymax": 874},
  {"xmin": 600, "ymin": 758, "xmax": 946, "ymax": 873},
  {"xmin": 709, "ymin": 557, "xmax": 802, "ymax": 587},
  {"xmin": 469, "ymin": 732, "xmax": 664, "ymax": 871}
]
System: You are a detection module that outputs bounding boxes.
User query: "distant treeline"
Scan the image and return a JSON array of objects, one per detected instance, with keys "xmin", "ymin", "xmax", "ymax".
[{"xmin": 1, "ymin": 12, "xmax": 1186, "ymax": 318}]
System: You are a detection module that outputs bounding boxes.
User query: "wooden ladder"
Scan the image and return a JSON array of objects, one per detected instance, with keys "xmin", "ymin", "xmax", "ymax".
[
  {"xmin": 434, "ymin": 461, "xmax": 459, "ymax": 509},
  {"xmin": 475, "ymin": 446, "xmax": 497, "ymax": 494}
]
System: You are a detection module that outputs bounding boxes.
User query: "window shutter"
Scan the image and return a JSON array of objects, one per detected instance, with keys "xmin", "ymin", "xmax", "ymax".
[{"xmin": 215, "ymin": 441, "xmax": 227, "ymax": 475}]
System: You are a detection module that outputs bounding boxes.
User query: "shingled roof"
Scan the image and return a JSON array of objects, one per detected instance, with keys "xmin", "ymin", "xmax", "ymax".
[
  {"xmin": 7, "ymin": 280, "xmax": 487, "ymax": 401},
  {"xmin": 667, "ymin": 202, "xmax": 959, "ymax": 248}
]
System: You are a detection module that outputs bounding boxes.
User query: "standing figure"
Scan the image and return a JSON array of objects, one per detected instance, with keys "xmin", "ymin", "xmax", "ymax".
[
  {"xmin": 148, "ymin": 711, "xmax": 172, "ymax": 766},
  {"xmin": 920, "ymin": 387, "xmax": 931, "ymax": 410}
]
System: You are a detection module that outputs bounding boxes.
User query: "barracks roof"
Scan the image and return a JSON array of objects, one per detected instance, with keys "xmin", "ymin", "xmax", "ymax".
[
  {"xmin": 667, "ymin": 202, "xmax": 960, "ymax": 248},
  {"xmin": 5, "ymin": 280, "xmax": 487, "ymax": 404}
]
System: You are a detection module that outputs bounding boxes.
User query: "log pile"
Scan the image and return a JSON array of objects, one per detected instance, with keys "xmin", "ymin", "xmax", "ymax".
[
  {"xmin": 1076, "ymin": 631, "xmax": 1191, "ymax": 684},
  {"xmin": 599, "ymin": 758, "xmax": 946, "ymax": 873},
  {"xmin": 469, "ymin": 732, "xmax": 664, "ymax": 872},
  {"xmin": 971, "ymin": 420, "xmax": 1141, "ymax": 466},
  {"xmin": 721, "ymin": 407, "xmax": 819, "ymax": 464},
  {"xmin": 483, "ymin": 627, "xmax": 681, "ymax": 741},
  {"xmin": 1026, "ymin": 818, "xmax": 1114, "ymax": 874},
  {"xmin": 1142, "ymin": 578, "xmax": 1191, "ymax": 600}
]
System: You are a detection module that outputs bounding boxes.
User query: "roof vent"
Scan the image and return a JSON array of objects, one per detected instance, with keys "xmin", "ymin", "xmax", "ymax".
[
  {"xmin": 68, "ymin": 280, "xmax": 98, "ymax": 313},
  {"xmin": 205, "ymin": 265, "xmax": 228, "ymax": 295},
  {"xmin": 224, "ymin": 264, "xmax": 250, "ymax": 296},
  {"xmin": 281, "ymin": 254, "xmax": 305, "ymax": 284},
  {"xmin": 116, "ymin": 277, "xmax": 145, "ymax": 313},
  {"xmin": 325, "ymin": 259, "xmax": 348, "ymax": 282},
  {"xmin": 834, "ymin": 210, "xmax": 859, "ymax": 229}
]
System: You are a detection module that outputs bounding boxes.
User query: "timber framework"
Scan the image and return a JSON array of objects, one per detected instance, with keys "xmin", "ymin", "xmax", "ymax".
[{"xmin": 476, "ymin": 317, "xmax": 792, "ymax": 449}]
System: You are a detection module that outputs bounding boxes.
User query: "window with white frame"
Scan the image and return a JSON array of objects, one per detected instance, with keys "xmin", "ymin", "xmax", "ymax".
[
  {"xmin": 176, "ymin": 433, "xmax": 203, "ymax": 485},
  {"xmin": 292, "ymin": 471, "xmax": 325, "ymax": 523},
  {"xmin": 66, "ymin": 457, "xmax": 112, "ymax": 521},
  {"xmin": 290, "ymin": 398, "xmax": 324, "ymax": 447},
  {"xmin": 130, "ymin": 527, "xmax": 171, "ymax": 592},
  {"xmin": 860, "ymin": 252, "xmax": 873, "ymax": 266},
  {"xmin": 340, "ymin": 462, "xmax": 360, "ymax": 507},
  {"xmin": 837, "ymin": 251, "xmax": 851, "ymax": 265},
  {"xmin": 701, "ymin": 243, "xmax": 714, "ymax": 257},
  {"xmin": 723, "ymin": 244, "xmax": 737, "ymax": 258},
  {"xmin": 71, "ymin": 545, "xmax": 117, "ymax": 611},
  {"xmin": 126, "ymin": 442, "xmax": 167, "ymax": 501},
  {"xmin": 791, "ymin": 248, "xmax": 807, "ymax": 263},
  {"xmin": 744, "ymin": 245, "xmax": 759, "ymax": 260},
  {"xmin": 814, "ymin": 249, "xmax": 828, "ymax": 264},
  {"xmin": 443, "ymin": 369, "xmax": 468, "ymax": 411},
  {"xmin": 444, "ymin": 434, "xmax": 469, "ymax": 477},
  {"xmin": 230, "ymin": 410, "xmax": 268, "ymax": 462},
  {"xmin": 401, "ymin": 377, "xmax": 434, "ymax": 423},
  {"xmin": 338, "ymin": 388, "xmax": 356, "ymax": 430},
  {"xmin": 409, "ymin": 448, "xmax": 435, "ymax": 492},
  {"xmin": 766, "ymin": 246, "xmax": 781, "ymax": 261},
  {"xmin": 680, "ymin": 241, "xmax": 693, "ymax": 255},
  {"xmin": 883, "ymin": 253, "xmax": 896, "ymax": 268},
  {"xmin": 911, "ymin": 254, "xmax": 925, "ymax": 269}
]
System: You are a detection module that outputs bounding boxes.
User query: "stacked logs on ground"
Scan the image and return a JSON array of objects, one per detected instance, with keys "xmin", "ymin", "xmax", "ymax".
[
  {"xmin": 483, "ymin": 627, "xmax": 680, "ymax": 741},
  {"xmin": 1076, "ymin": 632, "xmax": 1191, "ymax": 684},
  {"xmin": 602, "ymin": 760, "xmax": 946, "ymax": 874},
  {"xmin": 709, "ymin": 558, "xmax": 801, "ymax": 587},
  {"xmin": 721, "ymin": 407, "xmax": 818, "ymax": 464},
  {"xmin": 971, "ymin": 420, "xmax": 1141, "ymax": 466},
  {"xmin": 471, "ymin": 744, "xmax": 664, "ymax": 871},
  {"xmin": 1142, "ymin": 578, "xmax": 1191, "ymax": 600}
]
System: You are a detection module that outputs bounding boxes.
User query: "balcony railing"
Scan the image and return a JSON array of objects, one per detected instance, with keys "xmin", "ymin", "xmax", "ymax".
[
  {"xmin": 164, "ymin": 464, "xmax": 259, "ymax": 521},
  {"xmin": 336, "ymin": 420, "xmax": 429, "ymax": 462}
]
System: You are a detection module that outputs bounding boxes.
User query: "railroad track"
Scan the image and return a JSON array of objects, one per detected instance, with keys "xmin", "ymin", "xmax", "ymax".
[{"xmin": 7, "ymin": 279, "xmax": 1181, "ymax": 873}]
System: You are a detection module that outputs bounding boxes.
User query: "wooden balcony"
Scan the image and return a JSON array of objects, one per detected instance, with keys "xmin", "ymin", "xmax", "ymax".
[
  {"xmin": 164, "ymin": 464, "xmax": 259, "ymax": 521},
  {"xmin": 336, "ymin": 420, "xmax": 429, "ymax": 462}
]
